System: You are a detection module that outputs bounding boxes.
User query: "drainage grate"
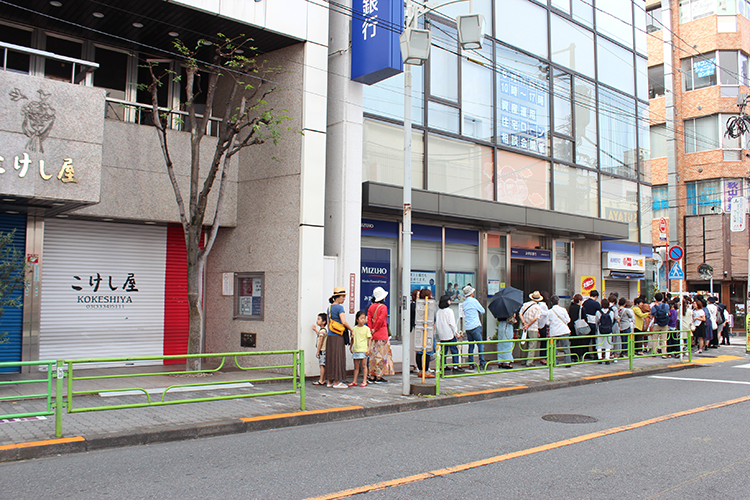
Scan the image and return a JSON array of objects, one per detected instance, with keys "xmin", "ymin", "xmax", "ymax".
[{"xmin": 542, "ymin": 414, "xmax": 598, "ymax": 424}]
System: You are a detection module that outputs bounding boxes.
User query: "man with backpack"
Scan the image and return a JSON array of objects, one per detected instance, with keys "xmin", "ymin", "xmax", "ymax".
[
  {"xmin": 581, "ymin": 290, "xmax": 602, "ymax": 362},
  {"xmin": 707, "ymin": 296, "xmax": 722, "ymax": 348},
  {"xmin": 650, "ymin": 293, "xmax": 670, "ymax": 355},
  {"xmin": 716, "ymin": 299, "xmax": 730, "ymax": 345}
]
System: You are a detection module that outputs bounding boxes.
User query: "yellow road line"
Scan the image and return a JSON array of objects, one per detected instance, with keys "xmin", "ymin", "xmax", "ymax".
[
  {"xmin": 455, "ymin": 385, "xmax": 528, "ymax": 397},
  {"xmin": 691, "ymin": 355, "xmax": 743, "ymax": 365},
  {"xmin": 0, "ymin": 436, "xmax": 85, "ymax": 451},
  {"xmin": 240, "ymin": 406, "xmax": 362, "ymax": 422},
  {"xmin": 582, "ymin": 371, "xmax": 631, "ymax": 380},
  {"xmin": 304, "ymin": 395, "xmax": 750, "ymax": 500}
]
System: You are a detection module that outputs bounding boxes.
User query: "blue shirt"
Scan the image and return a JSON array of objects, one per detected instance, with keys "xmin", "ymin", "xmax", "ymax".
[
  {"xmin": 327, "ymin": 303, "xmax": 345, "ymax": 336},
  {"xmin": 462, "ymin": 296, "xmax": 485, "ymax": 330}
]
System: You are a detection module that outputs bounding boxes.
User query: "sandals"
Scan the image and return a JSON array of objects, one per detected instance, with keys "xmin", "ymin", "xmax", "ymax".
[
  {"xmin": 312, "ymin": 380, "xmax": 324, "ymax": 386},
  {"xmin": 332, "ymin": 382, "xmax": 348, "ymax": 389},
  {"xmin": 359, "ymin": 382, "xmax": 367, "ymax": 387}
]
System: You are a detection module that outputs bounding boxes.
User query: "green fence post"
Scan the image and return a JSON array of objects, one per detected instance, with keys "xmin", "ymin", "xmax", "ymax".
[
  {"xmin": 688, "ymin": 330, "xmax": 692, "ymax": 363},
  {"xmin": 55, "ymin": 360, "xmax": 63, "ymax": 437},
  {"xmin": 435, "ymin": 347, "xmax": 442, "ymax": 396},
  {"xmin": 299, "ymin": 350, "xmax": 305, "ymax": 411},
  {"xmin": 548, "ymin": 338, "xmax": 554, "ymax": 381},
  {"xmin": 628, "ymin": 333, "xmax": 634, "ymax": 371}
]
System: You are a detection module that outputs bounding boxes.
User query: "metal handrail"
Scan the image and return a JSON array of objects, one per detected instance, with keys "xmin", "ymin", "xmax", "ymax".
[
  {"xmin": 56, "ymin": 350, "xmax": 305, "ymax": 437},
  {"xmin": 435, "ymin": 330, "xmax": 693, "ymax": 394},
  {"xmin": 0, "ymin": 360, "xmax": 57, "ymax": 420},
  {"xmin": 0, "ymin": 41, "xmax": 99, "ymax": 69},
  {"xmin": 104, "ymin": 97, "xmax": 222, "ymax": 135}
]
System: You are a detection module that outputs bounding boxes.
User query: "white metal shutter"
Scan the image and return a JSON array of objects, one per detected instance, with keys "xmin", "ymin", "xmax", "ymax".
[
  {"xmin": 604, "ymin": 280, "xmax": 631, "ymax": 301},
  {"xmin": 39, "ymin": 219, "xmax": 167, "ymax": 366}
]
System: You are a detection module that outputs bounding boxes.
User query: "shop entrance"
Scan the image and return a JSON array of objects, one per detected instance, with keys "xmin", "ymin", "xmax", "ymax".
[{"xmin": 511, "ymin": 260, "xmax": 552, "ymax": 297}]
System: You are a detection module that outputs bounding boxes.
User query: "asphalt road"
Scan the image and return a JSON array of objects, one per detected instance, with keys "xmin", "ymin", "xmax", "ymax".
[{"xmin": 2, "ymin": 359, "xmax": 750, "ymax": 500}]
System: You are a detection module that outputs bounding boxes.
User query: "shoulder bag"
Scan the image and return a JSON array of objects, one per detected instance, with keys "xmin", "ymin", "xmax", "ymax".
[
  {"xmin": 574, "ymin": 305, "xmax": 591, "ymax": 336},
  {"xmin": 327, "ymin": 305, "xmax": 345, "ymax": 335}
]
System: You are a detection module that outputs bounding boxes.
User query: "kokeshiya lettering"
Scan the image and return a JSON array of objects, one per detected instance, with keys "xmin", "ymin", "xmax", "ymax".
[{"xmin": 77, "ymin": 295, "xmax": 133, "ymax": 304}]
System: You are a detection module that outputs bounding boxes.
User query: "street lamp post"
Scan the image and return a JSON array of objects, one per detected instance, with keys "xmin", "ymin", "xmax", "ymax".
[{"xmin": 399, "ymin": 0, "xmax": 484, "ymax": 395}]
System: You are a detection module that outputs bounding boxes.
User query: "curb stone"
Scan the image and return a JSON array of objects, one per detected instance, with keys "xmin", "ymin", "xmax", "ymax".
[{"xmin": 0, "ymin": 362, "xmax": 700, "ymax": 463}]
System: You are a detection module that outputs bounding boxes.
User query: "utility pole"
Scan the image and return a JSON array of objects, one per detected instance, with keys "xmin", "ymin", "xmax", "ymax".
[{"xmin": 663, "ymin": 0, "xmax": 679, "ymax": 259}]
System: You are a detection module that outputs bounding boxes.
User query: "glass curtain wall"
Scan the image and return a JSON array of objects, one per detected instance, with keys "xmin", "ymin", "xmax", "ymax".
[{"xmin": 361, "ymin": 0, "xmax": 652, "ymax": 245}]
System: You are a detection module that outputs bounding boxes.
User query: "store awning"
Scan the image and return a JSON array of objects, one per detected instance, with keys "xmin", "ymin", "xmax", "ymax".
[{"xmin": 608, "ymin": 272, "xmax": 645, "ymax": 280}]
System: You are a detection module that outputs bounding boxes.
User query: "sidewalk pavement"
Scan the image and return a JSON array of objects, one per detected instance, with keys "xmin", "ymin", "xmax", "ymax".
[{"xmin": 0, "ymin": 342, "xmax": 747, "ymax": 462}]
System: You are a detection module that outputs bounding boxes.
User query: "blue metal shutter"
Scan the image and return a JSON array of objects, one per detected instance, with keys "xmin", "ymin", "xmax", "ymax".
[{"xmin": 0, "ymin": 214, "xmax": 26, "ymax": 372}]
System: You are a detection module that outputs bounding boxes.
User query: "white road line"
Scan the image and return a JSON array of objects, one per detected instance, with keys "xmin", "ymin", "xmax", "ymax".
[
  {"xmin": 732, "ymin": 363, "xmax": 750, "ymax": 369},
  {"xmin": 649, "ymin": 375, "xmax": 750, "ymax": 385}
]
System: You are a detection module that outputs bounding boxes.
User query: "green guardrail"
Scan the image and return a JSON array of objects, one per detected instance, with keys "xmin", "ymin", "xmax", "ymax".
[
  {"xmin": 435, "ymin": 330, "xmax": 692, "ymax": 395},
  {"xmin": 0, "ymin": 360, "xmax": 57, "ymax": 420},
  {"xmin": 55, "ymin": 350, "xmax": 305, "ymax": 437}
]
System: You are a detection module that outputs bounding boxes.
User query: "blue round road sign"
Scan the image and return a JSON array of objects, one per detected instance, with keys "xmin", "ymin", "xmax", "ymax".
[{"xmin": 668, "ymin": 246, "xmax": 684, "ymax": 261}]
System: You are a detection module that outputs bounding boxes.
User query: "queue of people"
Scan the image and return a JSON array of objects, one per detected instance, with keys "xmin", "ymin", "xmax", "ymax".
[{"xmin": 312, "ymin": 285, "xmax": 732, "ymax": 388}]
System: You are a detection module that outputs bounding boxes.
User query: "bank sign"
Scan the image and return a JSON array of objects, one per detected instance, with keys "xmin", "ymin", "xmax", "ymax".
[
  {"xmin": 351, "ymin": 0, "xmax": 404, "ymax": 85},
  {"xmin": 603, "ymin": 252, "xmax": 646, "ymax": 272},
  {"xmin": 360, "ymin": 247, "xmax": 391, "ymax": 314}
]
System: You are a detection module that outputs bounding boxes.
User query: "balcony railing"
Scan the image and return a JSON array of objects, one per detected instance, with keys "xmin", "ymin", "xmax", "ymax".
[
  {"xmin": 0, "ymin": 41, "xmax": 98, "ymax": 83},
  {"xmin": 105, "ymin": 97, "xmax": 222, "ymax": 137}
]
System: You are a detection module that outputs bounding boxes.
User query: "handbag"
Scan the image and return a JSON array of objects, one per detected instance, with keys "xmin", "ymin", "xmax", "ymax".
[
  {"xmin": 574, "ymin": 306, "xmax": 591, "ymax": 336},
  {"xmin": 327, "ymin": 306, "xmax": 345, "ymax": 335}
]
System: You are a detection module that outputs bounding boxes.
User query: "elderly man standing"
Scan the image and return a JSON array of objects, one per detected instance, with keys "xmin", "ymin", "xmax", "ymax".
[
  {"xmin": 461, "ymin": 285, "xmax": 486, "ymax": 370},
  {"xmin": 521, "ymin": 291, "xmax": 544, "ymax": 367}
]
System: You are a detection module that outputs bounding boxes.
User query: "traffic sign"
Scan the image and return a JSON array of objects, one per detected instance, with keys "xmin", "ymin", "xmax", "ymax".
[
  {"xmin": 669, "ymin": 261, "xmax": 685, "ymax": 280},
  {"xmin": 659, "ymin": 217, "xmax": 667, "ymax": 233},
  {"xmin": 668, "ymin": 246, "xmax": 684, "ymax": 261}
]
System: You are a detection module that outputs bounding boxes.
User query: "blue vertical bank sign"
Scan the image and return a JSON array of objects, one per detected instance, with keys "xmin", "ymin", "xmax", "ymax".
[
  {"xmin": 360, "ymin": 247, "xmax": 391, "ymax": 315},
  {"xmin": 351, "ymin": 0, "xmax": 404, "ymax": 85}
]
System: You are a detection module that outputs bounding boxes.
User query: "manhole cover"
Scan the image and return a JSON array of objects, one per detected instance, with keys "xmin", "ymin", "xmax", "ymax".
[{"xmin": 542, "ymin": 414, "xmax": 598, "ymax": 424}]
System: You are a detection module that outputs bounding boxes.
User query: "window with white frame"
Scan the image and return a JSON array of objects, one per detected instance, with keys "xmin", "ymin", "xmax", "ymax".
[
  {"xmin": 681, "ymin": 51, "xmax": 748, "ymax": 91},
  {"xmin": 652, "ymin": 184, "xmax": 668, "ymax": 218},
  {"xmin": 683, "ymin": 115, "xmax": 719, "ymax": 153},
  {"xmin": 647, "ymin": 6, "xmax": 663, "ymax": 33}
]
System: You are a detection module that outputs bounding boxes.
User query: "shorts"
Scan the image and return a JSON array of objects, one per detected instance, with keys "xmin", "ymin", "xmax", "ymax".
[
  {"xmin": 318, "ymin": 351, "xmax": 326, "ymax": 366},
  {"xmin": 352, "ymin": 352, "xmax": 367, "ymax": 360}
]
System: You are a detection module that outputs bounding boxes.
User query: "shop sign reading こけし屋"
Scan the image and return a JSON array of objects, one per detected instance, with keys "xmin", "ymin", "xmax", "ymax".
[
  {"xmin": 72, "ymin": 272, "xmax": 140, "ymax": 309},
  {"xmin": 0, "ymin": 71, "xmax": 104, "ymax": 202}
]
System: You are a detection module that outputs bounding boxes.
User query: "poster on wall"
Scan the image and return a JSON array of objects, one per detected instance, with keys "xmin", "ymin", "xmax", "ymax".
[
  {"xmin": 444, "ymin": 272, "xmax": 476, "ymax": 301},
  {"xmin": 496, "ymin": 152, "xmax": 548, "ymax": 209},
  {"xmin": 580, "ymin": 276, "xmax": 596, "ymax": 296},
  {"xmin": 411, "ymin": 271, "xmax": 436, "ymax": 297},
  {"xmin": 360, "ymin": 247, "xmax": 391, "ymax": 314}
]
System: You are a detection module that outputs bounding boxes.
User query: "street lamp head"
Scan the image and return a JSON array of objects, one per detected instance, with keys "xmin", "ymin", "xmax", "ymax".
[
  {"xmin": 456, "ymin": 13, "xmax": 485, "ymax": 50},
  {"xmin": 400, "ymin": 27, "xmax": 431, "ymax": 65}
]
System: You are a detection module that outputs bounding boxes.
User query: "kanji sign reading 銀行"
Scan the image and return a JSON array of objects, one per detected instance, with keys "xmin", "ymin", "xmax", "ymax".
[{"xmin": 351, "ymin": 0, "xmax": 403, "ymax": 85}]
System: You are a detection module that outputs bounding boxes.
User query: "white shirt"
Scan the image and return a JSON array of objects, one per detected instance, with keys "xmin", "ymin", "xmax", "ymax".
[
  {"xmin": 706, "ymin": 303, "xmax": 719, "ymax": 330},
  {"xmin": 435, "ymin": 307, "xmax": 458, "ymax": 341},
  {"xmin": 548, "ymin": 305, "xmax": 571, "ymax": 337},
  {"xmin": 538, "ymin": 302, "xmax": 550, "ymax": 328}
]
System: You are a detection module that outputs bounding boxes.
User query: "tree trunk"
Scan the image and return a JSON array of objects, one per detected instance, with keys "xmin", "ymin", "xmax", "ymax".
[{"xmin": 186, "ymin": 230, "xmax": 203, "ymax": 371}]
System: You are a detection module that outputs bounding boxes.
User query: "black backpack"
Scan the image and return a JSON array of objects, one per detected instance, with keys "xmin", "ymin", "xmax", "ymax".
[
  {"xmin": 654, "ymin": 303, "xmax": 669, "ymax": 326},
  {"xmin": 716, "ymin": 303, "xmax": 727, "ymax": 326},
  {"xmin": 598, "ymin": 307, "xmax": 614, "ymax": 334}
]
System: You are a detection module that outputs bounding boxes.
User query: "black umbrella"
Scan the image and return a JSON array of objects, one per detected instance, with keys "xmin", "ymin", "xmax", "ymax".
[{"xmin": 488, "ymin": 286, "xmax": 524, "ymax": 319}]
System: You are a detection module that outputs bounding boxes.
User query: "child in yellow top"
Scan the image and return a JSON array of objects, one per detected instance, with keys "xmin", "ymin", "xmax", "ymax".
[{"xmin": 349, "ymin": 310, "xmax": 372, "ymax": 387}]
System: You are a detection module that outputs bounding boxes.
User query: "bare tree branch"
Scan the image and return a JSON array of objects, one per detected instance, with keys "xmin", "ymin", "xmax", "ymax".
[{"xmin": 148, "ymin": 63, "xmax": 189, "ymax": 234}]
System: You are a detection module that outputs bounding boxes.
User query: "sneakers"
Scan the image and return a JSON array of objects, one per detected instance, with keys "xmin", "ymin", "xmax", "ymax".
[{"xmin": 373, "ymin": 378, "xmax": 388, "ymax": 383}]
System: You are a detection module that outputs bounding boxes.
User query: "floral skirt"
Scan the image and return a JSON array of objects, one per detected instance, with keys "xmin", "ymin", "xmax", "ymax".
[{"xmin": 368, "ymin": 340, "xmax": 394, "ymax": 378}]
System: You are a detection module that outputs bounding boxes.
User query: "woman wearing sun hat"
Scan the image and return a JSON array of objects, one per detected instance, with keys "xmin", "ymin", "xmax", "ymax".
[
  {"xmin": 367, "ymin": 286, "xmax": 394, "ymax": 383},
  {"xmin": 326, "ymin": 286, "xmax": 353, "ymax": 388}
]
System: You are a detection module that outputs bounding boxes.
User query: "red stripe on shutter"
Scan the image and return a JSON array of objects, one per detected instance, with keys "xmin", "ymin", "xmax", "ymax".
[{"xmin": 163, "ymin": 226, "xmax": 189, "ymax": 364}]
